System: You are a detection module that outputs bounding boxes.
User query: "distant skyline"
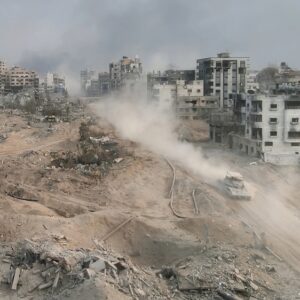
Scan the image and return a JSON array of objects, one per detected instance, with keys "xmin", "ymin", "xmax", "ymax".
[{"xmin": 1, "ymin": 0, "xmax": 299, "ymax": 80}]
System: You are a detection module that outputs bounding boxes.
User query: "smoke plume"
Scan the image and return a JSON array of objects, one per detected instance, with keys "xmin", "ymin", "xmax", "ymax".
[{"xmin": 93, "ymin": 87, "xmax": 227, "ymax": 182}]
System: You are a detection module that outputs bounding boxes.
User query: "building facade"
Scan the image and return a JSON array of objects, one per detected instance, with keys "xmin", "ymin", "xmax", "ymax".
[
  {"xmin": 80, "ymin": 69, "xmax": 96, "ymax": 95},
  {"xmin": 196, "ymin": 52, "xmax": 249, "ymax": 109},
  {"xmin": 98, "ymin": 72, "xmax": 111, "ymax": 95},
  {"xmin": 150, "ymin": 79, "xmax": 218, "ymax": 119},
  {"xmin": 6, "ymin": 66, "xmax": 39, "ymax": 93},
  {"xmin": 0, "ymin": 60, "xmax": 7, "ymax": 95},
  {"xmin": 45, "ymin": 73, "xmax": 65, "ymax": 93},
  {"xmin": 231, "ymin": 94, "xmax": 300, "ymax": 164},
  {"xmin": 109, "ymin": 56, "xmax": 142, "ymax": 90}
]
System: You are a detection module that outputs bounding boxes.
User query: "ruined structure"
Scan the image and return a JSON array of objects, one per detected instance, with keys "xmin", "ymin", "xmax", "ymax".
[
  {"xmin": 80, "ymin": 56, "xmax": 142, "ymax": 97},
  {"xmin": 109, "ymin": 55, "xmax": 142, "ymax": 90},
  {"xmin": 0, "ymin": 60, "xmax": 39, "ymax": 95}
]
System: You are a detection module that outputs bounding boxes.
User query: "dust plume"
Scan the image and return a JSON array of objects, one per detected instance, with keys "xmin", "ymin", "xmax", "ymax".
[{"xmin": 92, "ymin": 88, "xmax": 227, "ymax": 183}]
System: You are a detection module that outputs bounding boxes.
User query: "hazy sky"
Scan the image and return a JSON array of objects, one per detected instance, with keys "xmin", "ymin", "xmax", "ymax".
[{"xmin": 0, "ymin": 0, "xmax": 299, "ymax": 77}]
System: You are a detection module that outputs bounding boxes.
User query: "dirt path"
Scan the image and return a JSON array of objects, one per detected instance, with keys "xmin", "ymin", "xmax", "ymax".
[{"xmin": 237, "ymin": 184, "xmax": 300, "ymax": 273}]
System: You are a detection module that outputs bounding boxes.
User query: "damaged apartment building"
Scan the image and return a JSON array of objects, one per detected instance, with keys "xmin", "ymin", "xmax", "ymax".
[
  {"xmin": 109, "ymin": 55, "xmax": 142, "ymax": 90},
  {"xmin": 80, "ymin": 55, "xmax": 142, "ymax": 97},
  {"xmin": 147, "ymin": 69, "xmax": 219, "ymax": 119},
  {"xmin": 0, "ymin": 60, "xmax": 39, "ymax": 95},
  {"xmin": 80, "ymin": 69, "xmax": 111, "ymax": 97},
  {"xmin": 230, "ymin": 93, "xmax": 300, "ymax": 164},
  {"xmin": 196, "ymin": 52, "xmax": 249, "ymax": 109},
  {"xmin": 201, "ymin": 55, "xmax": 300, "ymax": 165},
  {"xmin": 45, "ymin": 72, "xmax": 66, "ymax": 94}
]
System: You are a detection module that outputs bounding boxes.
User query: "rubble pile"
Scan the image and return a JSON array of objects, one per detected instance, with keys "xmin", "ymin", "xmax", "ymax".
[
  {"xmin": 0, "ymin": 239, "xmax": 168, "ymax": 299},
  {"xmin": 50, "ymin": 122, "xmax": 128, "ymax": 177},
  {"xmin": 158, "ymin": 244, "xmax": 276, "ymax": 300}
]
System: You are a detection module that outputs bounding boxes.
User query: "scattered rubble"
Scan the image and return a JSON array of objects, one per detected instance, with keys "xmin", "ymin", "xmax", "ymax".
[
  {"xmin": 49, "ymin": 121, "xmax": 131, "ymax": 177},
  {"xmin": 0, "ymin": 239, "xmax": 170, "ymax": 299}
]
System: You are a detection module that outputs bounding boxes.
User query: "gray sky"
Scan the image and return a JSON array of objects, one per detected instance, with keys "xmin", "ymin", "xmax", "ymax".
[{"xmin": 0, "ymin": 0, "xmax": 299, "ymax": 77}]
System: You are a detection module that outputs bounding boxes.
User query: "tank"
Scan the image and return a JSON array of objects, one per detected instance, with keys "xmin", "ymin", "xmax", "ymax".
[{"xmin": 223, "ymin": 171, "xmax": 251, "ymax": 200}]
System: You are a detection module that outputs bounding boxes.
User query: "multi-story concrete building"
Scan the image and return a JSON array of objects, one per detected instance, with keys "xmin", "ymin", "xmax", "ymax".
[
  {"xmin": 45, "ymin": 73, "xmax": 65, "ymax": 93},
  {"xmin": 150, "ymin": 79, "xmax": 218, "ymax": 119},
  {"xmin": 175, "ymin": 80, "xmax": 218, "ymax": 120},
  {"xmin": 98, "ymin": 72, "xmax": 111, "ymax": 95},
  {"xmin": 6, "ymin": 66, "xmax": 39, "ymax": 93},
  {"xmin": 275, "ymin": 62, "xmax": 300, "ymax": 94},
  {"xmin": 109, "ymin": 56, "xmax": 142, "ymax": 90},
  {"xmin": 147, "ymin": 69, "xmax": 196, "ymax": 100},
  {"xmin": 0, "ymin": 60, "xmax": 8, "ymax": 95},
  {"xmin": 80, "ymin": 69, "xmax": 96, "ymax": 95},
  {"xmin": 196, "ymin": 52, "xmax": 249, "ymax": 109},
  {"xmin": 151, "ymin": 83, "xmax": 176, "ymax": 109},
  {"xmin": 230, "ymin": 94, "xmax": 300, "ymax": 164},
  {"xmin": 247, "ymin": 70, "xmax": 259, "ymax": 93}
]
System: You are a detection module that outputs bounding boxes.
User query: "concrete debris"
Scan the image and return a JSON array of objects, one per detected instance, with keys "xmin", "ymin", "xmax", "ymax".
[
  {"xmin": 0, "ymin": 239, "xmax": 167, "ymax": 298},
  {"xmin": 114, "ymin": 157, "xmax": 124, "ymax": 163},
  {"xmin": 11, "ymin": 267, "xmax": 21, "ymax": 290},
  {"xmin": 83, "ymin": 268, "xmax": 96, "ymax": 279},
  {"xmin": 89, "ymin": 259, "xmax": 106, "ymax": 272},
  {"xmin": 49, "ymin": 122, "xmax": 129, "ymax": 177}
]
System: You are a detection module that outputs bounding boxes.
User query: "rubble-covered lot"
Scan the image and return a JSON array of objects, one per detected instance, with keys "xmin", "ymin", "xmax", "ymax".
[{"xmin": 0, "ymin": 108, "xmax": 299, "ymax": 299}]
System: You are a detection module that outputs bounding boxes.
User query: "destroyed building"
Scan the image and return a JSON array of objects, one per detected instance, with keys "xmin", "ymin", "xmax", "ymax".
[
  {"xmin": 0, "ymin": 60, "xmax": 39, "ymax": 95},
  {"xmin": 4, "ymin": 66, "xmax": 39, "ymax": 94},
  {"xmin": 196, "ymin": 52, "xmax": 249, "ymax": 109},
  {"xmin": 109, "ymin": 55, "xmax": 142, "ymax": 90},
  {"xmin": 80, "ymin": 55, "xmax": 142, "ymax": 97}
]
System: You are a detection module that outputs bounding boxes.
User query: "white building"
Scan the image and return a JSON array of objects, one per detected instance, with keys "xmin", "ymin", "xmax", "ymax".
[
  {"xmin": 45, "ymin": 73, "xmax": 65, "ymax": 93},
  {"xmin": 231, "ymin": 94, "xmax": 300, "ymax": 165},
  {"xmin": 196, "ymin": 52, "xmax": 249, "ymax": 109},
  {"xmin": 152, "ymin": 83, "xmax": 176, "ymax": 110},
  {"xmin": 247, "ymin": 70, "xmax": 259, "ymax": 93}
]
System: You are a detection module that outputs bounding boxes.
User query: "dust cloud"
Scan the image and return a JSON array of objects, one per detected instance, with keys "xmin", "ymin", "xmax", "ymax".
[{"xmin": 93, "ymin": 87, "xmax": 227, "ymax": 183}]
